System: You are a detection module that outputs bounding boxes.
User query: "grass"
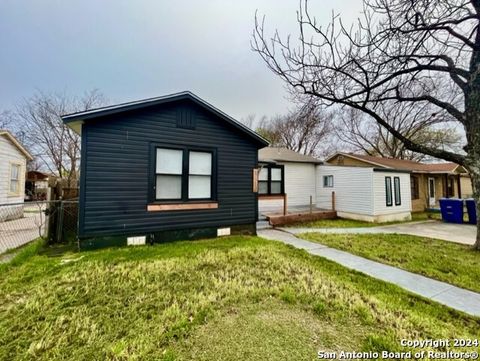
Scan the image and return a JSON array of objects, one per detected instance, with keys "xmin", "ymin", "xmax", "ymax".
[
  {"xmin": 300, "ymin": 233, "xmax": 480, "ymax": 293},
  {"xmin": 0, "ymin": 236, "xmax": 479, "ymax": 360},
  {"xmin": 286, "ymin": 211, "xmax": 441, "ymax": 228}
]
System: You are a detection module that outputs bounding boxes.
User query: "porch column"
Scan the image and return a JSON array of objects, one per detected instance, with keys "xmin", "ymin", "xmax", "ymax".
[
  {"xmin": 457, "ymin": 174, "xmax": 462, "ymax": 198},
  {"xmin": 444, "ymin": 174, "xmax": 448, "ymax": 198}
]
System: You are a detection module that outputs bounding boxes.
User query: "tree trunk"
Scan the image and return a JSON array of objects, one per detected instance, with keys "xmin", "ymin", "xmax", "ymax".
[{"xmin": 470, "ymin": 169, "xmax": 480, "ymax": 250}]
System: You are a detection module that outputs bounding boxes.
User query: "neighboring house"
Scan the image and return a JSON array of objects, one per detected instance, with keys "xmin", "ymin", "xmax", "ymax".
[
  {"xmin": 317, "ymin": 165, "xmax": 412, "ymax": 222},
  {"xmin": 0, "ymin": 130, "xmax": 33, "ymax": 221},
  {"xmin": 25, "ymin": 171, "xmax": 50, "ymax": 201},
  {"xmin": 327, "ymin": 152, "xmax": 472, "ymax": 212},
  {"xmin": 258, "ymin": 147, "xmax": 411, "ymax": 222},
  {"xmin": 258, "ymin": 147, "xmax": 321, "ymax": 214},
  {"xmin": 62, "ymin": 91, "xmax": 268, "ymax": 249}
]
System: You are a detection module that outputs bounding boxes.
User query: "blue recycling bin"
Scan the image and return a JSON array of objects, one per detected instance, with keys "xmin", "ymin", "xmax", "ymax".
[
  {"xmin": 439, "ymin": 198, "xmax": 464, "ymax": 224},
  {"xmin": 465, "ymin": 199, "xmax": 477, "ymax": 225}
]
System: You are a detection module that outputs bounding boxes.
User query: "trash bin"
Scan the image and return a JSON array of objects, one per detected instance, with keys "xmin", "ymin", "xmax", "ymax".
[
  {"xmin": 439, "ymin": 198, "xmax": 464, "ymax": 224},
  {"xmin": 465, "ymin": 199, "xmax": 477, "ymax": 225}
]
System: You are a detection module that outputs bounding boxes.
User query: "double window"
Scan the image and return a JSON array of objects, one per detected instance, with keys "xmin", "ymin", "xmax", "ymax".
[
  {"xmin": 323, "ymin": 175, "xmax": 334, "ymax": 188},
  {"xmin": 385, "ymin": 176, "xmax": 401, "ymax": 206},
  {"xmin": 9, "ymin": 164, "xmax": 20, "ymax": 194},
  {"xmin": 154, "ymin": 146, "xmax": 214, "ymax": 202},
  {"xmin": 258, "ymin": 165, "xmax": 284, "ymax": 195}
]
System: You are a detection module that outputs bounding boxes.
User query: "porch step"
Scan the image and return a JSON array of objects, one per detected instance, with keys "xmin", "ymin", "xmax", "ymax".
[{"xmin": 256, "ymin": 221, "xmax": 272, "ymax": 230}]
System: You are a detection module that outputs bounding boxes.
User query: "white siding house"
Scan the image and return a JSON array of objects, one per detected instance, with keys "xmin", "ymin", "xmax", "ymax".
[
  {"xmin": 316, "ymin": 165, "xmax": 374, "ymax": 216},
  {"xmin": 316, "ymin": 165, "xmax": 412, "ymax": 222},
  {"xmin": 0, "ymin": 131, "xmax": 33, "ymax": 221},
  {"xmin": 257, "ymin": 147, "xmax": 413, "ymax": 222},
  {"xmin": 258, "ymin": 147, "xmax": 320, "ymax": 215}
]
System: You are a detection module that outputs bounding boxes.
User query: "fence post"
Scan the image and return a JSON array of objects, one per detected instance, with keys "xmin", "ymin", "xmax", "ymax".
[
  {"xmin": 332, "ymin": 191, "xmax": 336, "ymax": 211},
  {"xmin": 283, "ymin": 194, "xmax": 288, "ymax": 216},
  {"xmin": 56, "ymin": 201, "xmax": 64, "ymax": 243}
]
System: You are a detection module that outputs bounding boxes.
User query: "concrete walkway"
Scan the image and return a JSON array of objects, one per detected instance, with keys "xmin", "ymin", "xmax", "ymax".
[
  {"xmin": 258, "ymin": 228, "xmax": 480, "ymax": 317},
  {"xmin": 282, "ymin": 220, "xmax": 477, "ymax": 245}
]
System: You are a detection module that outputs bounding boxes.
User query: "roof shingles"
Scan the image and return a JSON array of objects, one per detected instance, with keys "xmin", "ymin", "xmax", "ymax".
[
  {"xmin": 331, "ymin": 153, "xmax": 463, "ymax": 173},
  {"xmin": 259, "ymin": 147, "xmax": 322, "ymax": 164}
]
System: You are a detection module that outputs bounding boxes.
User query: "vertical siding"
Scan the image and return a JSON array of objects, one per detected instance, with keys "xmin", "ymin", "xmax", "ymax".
[
  {"xmin": 0, "ymin": 136, "xmax": 26, "ymax": 204},
  {"xmin": 316, "ymin": 165, "xmax": 374, "ymax": 215},
  {"xmin": 80, "ymin": 101, "xmax": 259, "ymax": 238},
  {"xmin": 372, "ymin": 171, "xmax": 412, "ymax": 215}
]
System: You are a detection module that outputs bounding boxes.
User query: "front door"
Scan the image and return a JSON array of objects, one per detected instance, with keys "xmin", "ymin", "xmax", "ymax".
[{"xmin": 428, "ymin": 177, "xmax": 436, "ymax": 207}]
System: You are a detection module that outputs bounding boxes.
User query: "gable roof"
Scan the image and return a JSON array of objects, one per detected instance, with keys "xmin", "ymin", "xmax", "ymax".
[
  {"xmin": 259, "ymin": 147, "xmax": 322, "ymax": 164},
  {"xmin": 0, "ymin": 130, "xmax": 33, "ymax": 160},
  {"xmin": 327, "ymin": 152, "xmax": 465, "ymax": 174},
  {"xmin": 62, "ymin": 91, "xmax": 269, "ymax": 147}
]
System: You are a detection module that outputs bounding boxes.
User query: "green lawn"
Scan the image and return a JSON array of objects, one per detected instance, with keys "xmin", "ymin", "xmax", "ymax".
[
  {"xmin": 286, "ymin": 211, "xmax": 441, "ymax": 228},
  {"xmin": 1, "ymin": 237, "xmax": 479, "ymax": 360},
  {"xmin": 300, "ymin": 233, "xmax": 480, "ymax": 293}
]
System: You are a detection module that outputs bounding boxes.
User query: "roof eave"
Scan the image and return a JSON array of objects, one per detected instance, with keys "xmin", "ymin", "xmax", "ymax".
[
  {"xmin": 62, "ymin": 91, "xmax": 269, "ymax": 147},
  {"xmin": 0, "ymin": 131, "xmax": 33, "ymax": 161}
]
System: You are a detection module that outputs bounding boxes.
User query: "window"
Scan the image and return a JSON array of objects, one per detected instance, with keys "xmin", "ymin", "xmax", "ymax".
[
  {"xmin": 154, "ymin": 146, "xmax": 214, "ymax": 202},
  {"xmin": 385, "ymin": 177, "xmax": 392, "ymax": 207},
  {"xmin": 394, "ymin": 177, "xmax": 401, "ymax": 206},
  {"xmin": 9, "ymin": 164, "xmax": 20, "ymax": 194},
  {"xmin": 323, "ymin": 175, "xmax": 334, "ymax": 188},
  {"xmin": 188, "ymin": 151, "xmax": 212, "ymax": 199},
  {"xmin": 258, "ymin": 165, "xmax": 284, "ymax": 195},
  {"xmin": 410, "ymin": 176, "xmax": 419, "ymax": 200}
]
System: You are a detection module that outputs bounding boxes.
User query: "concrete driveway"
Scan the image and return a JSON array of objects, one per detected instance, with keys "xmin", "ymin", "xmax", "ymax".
[
  {"xmin": 283, "ymin": 220, "xmax": 477, "ymax": 245},
  {"xmin": 378, "ymin": 221, "xmax": 477, "ymax": 245}
]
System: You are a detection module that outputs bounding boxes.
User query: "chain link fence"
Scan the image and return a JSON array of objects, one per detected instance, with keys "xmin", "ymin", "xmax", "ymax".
[{"xmin": 0, "ymin": 200, "xmax": 78, "ymax": 254}]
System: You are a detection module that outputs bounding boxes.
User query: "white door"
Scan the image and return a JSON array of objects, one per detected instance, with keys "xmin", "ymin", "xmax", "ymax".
[{"xmin": 428, "ymin": 177, "xmax": 436, "ymax": 207}]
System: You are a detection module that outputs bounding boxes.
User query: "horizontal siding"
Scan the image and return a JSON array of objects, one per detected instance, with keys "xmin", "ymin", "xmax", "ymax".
[
  {"xmin": 373, "ymin": 171, "xmax": 412, "ymax": 215},
  {"xmin": 258, "ymin": 162, "xmax": 316, "ymax": 214},
  {"xmin": 0, "ymin": 136, "xmax": 26, "ymax": 204},
  {"xmin": 283, "ymin": 162, "xmax": 316, "ymax": 206},
  {"xmin": 81, "ymin": 101, "xmax": 259, "ymax": 237},
  {"xmin": 316, "ymin": 165, "xmax": 374, "ymax": 215}
]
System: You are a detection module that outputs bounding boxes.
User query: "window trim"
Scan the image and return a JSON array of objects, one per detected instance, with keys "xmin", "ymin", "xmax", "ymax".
[
  {"xmin": 8, "ymin": 162, "xmax": 22, "ymax": 197},
  {"xmin": 385, "ymin": 176, "xmax": 393, "ymax": 207},
  {"xmin": 150, "ymin": 143, "xmax": 217, "ymax": 204},
  {"xmin": 258, "ymin": 164, "xmax": 285, "ymax": 196},
  {"xmin": 323, "ymin": 175, "xmax": 334, "ymax": 188},
  {"xmin": 394, "ymin": 176, "xmax": 401, "ymax": 206}
]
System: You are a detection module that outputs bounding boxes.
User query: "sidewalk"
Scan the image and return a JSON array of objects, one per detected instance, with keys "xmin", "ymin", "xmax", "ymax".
[
  {"xmin": 258, "ymin": 228, "xmax": 480, "ymax": 317},
  {"xmin": 281, "ymin": 220, "xmax": 476, "ymax": 245}
]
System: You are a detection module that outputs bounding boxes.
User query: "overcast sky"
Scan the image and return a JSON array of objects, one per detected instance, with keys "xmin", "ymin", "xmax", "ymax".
[{"xmin": 0, "ymin": 0, "xmax": 363, "ymax": 120}]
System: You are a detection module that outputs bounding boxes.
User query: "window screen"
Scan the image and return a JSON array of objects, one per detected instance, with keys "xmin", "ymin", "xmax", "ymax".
[
  {"xmin": 10, "ymin": 164, "xmax": 20, "ymax": 194},
  {"xmin": 156, "ymin": 148, "xmax": 183, "ymax": 200},
  {"xmin": 188, "ymin": 151, "xmax": 212, "ymax": 199}
]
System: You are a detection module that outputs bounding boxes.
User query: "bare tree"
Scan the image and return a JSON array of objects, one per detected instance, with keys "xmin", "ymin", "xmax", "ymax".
[
  {"xmin": 15, "ymin": 90, "xmax": 107, "ymax": 187},
  {"xmin": 253, "ymin": 0, "xmax": 480, "ymax": 249},
  {"xmin": 0, "ymin": 110, "xmax": 15, "ymax": 131},
  {"xmin": 336, "ymin": 106, "xmax": 463, "ymax": 161},
  {"xmin": 257, "ymin": 101, "xmax": 332, "ymax": 156}
]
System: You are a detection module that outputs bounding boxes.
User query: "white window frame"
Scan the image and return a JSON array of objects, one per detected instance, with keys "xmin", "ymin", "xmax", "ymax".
[
  {"xmin": 323, "ymin": 175, "xmax": 334, "ymax": 188},
  {"xmin": 9, "ymin": 162, "xmax": 22, "ymax": 196}
]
